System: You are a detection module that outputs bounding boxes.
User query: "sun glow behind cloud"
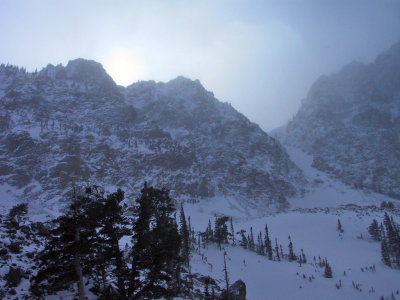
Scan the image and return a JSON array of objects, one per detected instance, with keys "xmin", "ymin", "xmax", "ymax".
[{"xmin": 103, "ymin": 49, "xmax": 145, "ymax": 86}]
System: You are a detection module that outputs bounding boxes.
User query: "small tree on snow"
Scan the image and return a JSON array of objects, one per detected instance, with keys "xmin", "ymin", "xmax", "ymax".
[
  {"xmin": 324, "ymin": 260, "xmax": 333, "ymax": 278},
  {"xmin": 274, "ymin": 238, "xmax": 281, "ymax": 261},
  {"xmin": 223, "ymin": 251, "xmax": 230, "ymax": 299},
  {"xmin": 230, "ymin": 217, "xmax": 235, "ymax": 245},
  {"xmin": 239, "ymin": 230, "xmax": 248, "ymax": 249},
  {"xmin": 337, "ymin": 219, "xmax": 344, "ymax": 233},
  {"xmin": 214, "ymin": 216, "xmax": 229, "ymax": 249},
  {"xmin": 264, "ymin": 224, "xmax": 273, "ymax": 260},
  {"xmin": 288, "ymin": 236, "xmax": 297, "ymax": 261}
]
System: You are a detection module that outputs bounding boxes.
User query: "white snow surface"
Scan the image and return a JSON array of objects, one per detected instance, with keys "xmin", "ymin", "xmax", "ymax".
[
  {"xmin": 182, "ymin": 147, "xmax": 400, "ymax": 300},
  {"xmin": 285, "ymin": 146, "xmax": 395, "ymax": 209}
]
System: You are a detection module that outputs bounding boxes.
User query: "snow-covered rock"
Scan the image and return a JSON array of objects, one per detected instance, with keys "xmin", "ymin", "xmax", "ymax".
[
  {"xmin": 280, "ymin": 41, "xmax": 400, "ymax": 199},
  {"xmin": 0, "ymin": 60, "xmax": 306, "ymax": 213}
]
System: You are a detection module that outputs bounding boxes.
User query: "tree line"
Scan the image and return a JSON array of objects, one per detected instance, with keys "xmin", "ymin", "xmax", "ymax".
[
  {"xmin": 368, "ymin": 213, "xmax": 400, "ymax": 269},
  {"xmin": 30, "ymin": 183, "xmax": 192, "ymax": 299},
  {"xmin": 196, "ymin": 215, "xmax": 333, "ymax": 279}
]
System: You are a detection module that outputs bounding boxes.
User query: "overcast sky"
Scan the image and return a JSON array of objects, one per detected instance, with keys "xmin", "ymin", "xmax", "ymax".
[{"xmin": 1, "ymin": 0, "xmax": 400, "ymax": 131}]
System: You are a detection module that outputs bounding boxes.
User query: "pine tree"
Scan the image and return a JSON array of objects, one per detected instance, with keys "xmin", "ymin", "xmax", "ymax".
[
  {"xmin": 180, "ymin": 204, "xmax": 190, "ymax": 267},
  {"xmin": 223, "ymin": 251, "xmax": 230, "ymax": 299},
  {"xmin": 264, "ymin": 224, "xmax": 273, "ymax": 260},
  {"xmin": 89, "ymin": 188, "xmax": 130, "ymax": 298},
  {"xmin": 300, "ymin": 249, "xmax": 307, "ymax": 263},
  {"xmin": 240, "ymin": 230, "xmax": 248, "ymax": 249},
  {"xmin": 129, "ymin": 184, "xmax": 182, "ymax": 298},
  {"xmin": 275, "ymin": 238, "xmax": 281, "ymax": 261},
  {"xmin": 385, "ymin": 214, "xmax": 400, "ymax": 267},
  {"xmin": 384, "ymin": 213, "xmax": 395, "ymax": 249},
  {"xmin": 337, "ymin": 219, "xmax": 344, "ymax": 233},
  {"xmin": 368, "ymin": 219, "xmax": 381, "ymax": 241},
  {"xmin": 31, "ymin": 190, "xmax": 99, "ymax": 298},
  {"xmin": 288, "ymin": 236, "xmax": 297, "ymax": 261},
  {"xmin": 230, "ymin": 217, "xmax": 235, "ymax": 245},
  {"xmin": 249, "ymin": 227, "xmax": 255, "ymax": 251},
  {"xmin": 381, "ymin": 229, "xmax": 392, "ymax": 267},
  {"xmin": 129, "ymin": 183, "xmax": 154, "ymax": 296},
  {"xmin": 258, "ymin": 232, "xmax": 265, "ymax": 255},
  {"xmin": 324, "ymin": 260, "xmax": 333, "ymax": 278},
  {"xmin": 188, "ymin": 216, "xmax": 194, "ymax": 246},
  {"xmin": 214, "ymin": 216, "xmax": 229, "ymax": 249}
]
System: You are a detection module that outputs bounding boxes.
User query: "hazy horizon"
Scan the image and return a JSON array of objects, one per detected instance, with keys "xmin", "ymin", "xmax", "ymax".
[{"xmin": 1, "ymin": 0, "xmax": 400, "ymax": 131}]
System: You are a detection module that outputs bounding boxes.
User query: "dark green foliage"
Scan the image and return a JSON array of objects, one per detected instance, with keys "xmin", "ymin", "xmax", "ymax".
[
  {"xmin": 214, "ymin": 216, "xmax": 229, "ymax": 248},
  {"xmin": 239, "ymin": 230, "xmax": 248, "ymax": 249},
  {"xmin": 230, "ymin": 217, "xmax": 235, "ymax": 245},
  {"xmin": 31, "ymin": 187, "xmax": 130, "ymax": 298},
  {"xmin": 249, "ymin": 227, "xmax": 255, "ymax": 251},
  {"xmin": 130, "ymin": 183, "xmax": 182, "ymax": 299},
  {"xmin": 381, "ymin": 234, "xmax": 392, "ymax": 268},
  {"xmin": 257, "ymin": 232, "xmax": 265, "ymax": 255},
  {"xmin": 368, "ymin": 219, "xmax": 381, "ymax": 241},
  {"xmin": 180, "ymin": 204, "xmax": 190, "ymax": 267},
  {"xmin": 367, "ymin": 214, "xmax": 400, "ymax": 268},
  {"xmin": 288, "ymin": 236, "xmax": 297, "ymax": 261},
  {"xmin": 264, "ymin": 224, "xmax": 273, "ymax": 260},
  {"xmin": 275, "ymin": 238, "xmax": 281, "ymax": 261},
  {"xmin": 381, "ymin": 213, "xmax": 400, "ymax": 268},
  {"xmin": 88, "ymin": 188, "xmax": 130, "ymax": 298},
  {"xmin": 205, "ymin": 219, "xmax": 214, "ymax": 244},
  {"xmin": 31, "ymin": 192, "xmax": 97, "ymax": 297},
  {"xmin": 324, "ymin": 260, "xmax": 333, "ymax": 278}
]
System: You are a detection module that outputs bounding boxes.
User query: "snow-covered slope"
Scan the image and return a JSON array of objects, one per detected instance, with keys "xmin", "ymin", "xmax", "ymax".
[
  {"xmin": 183, "ymin": 146, "xmax": 400, "ymax": 299},
  {"xmin": 0, "ymin": 60, "xmax": 306, "ymax": 214},
  {"xmin": 280, "ymin": 41, "xmax": 400, "ymax": 200},
  {"xmin": 187, "ymin": 208, "xmax": 400, "ymax": 300},
  {"xmin": 178, "ymin": 141, "xmax": 400, "ymax": 299}
]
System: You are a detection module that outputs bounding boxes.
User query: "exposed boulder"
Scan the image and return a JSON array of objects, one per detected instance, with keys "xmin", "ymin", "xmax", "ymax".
[{"xmin": 220, "ymin": 280, "xmax": 246, "ymax": 300}]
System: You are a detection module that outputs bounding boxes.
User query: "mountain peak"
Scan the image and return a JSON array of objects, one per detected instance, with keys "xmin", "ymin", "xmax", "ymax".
[
  {"xmin": 166, "ymin": 76, "xmax": 204, "ymax": 91},
  {"xmin": 283, "ymin": 41, "xmax": 400, "ymax": 199},
  {"xmin": 65, "ymin": 58, "xmax": 113, "ymax": 83}
]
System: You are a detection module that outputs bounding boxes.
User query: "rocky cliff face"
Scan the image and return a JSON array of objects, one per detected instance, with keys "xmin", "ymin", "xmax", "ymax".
[
  {"xmin": 0, "ymin": 59, "xmax": 306, "ymax": 212},
  {"xmin": 282, "ymin": 42, "xmax": 400, "ymax": 199}
]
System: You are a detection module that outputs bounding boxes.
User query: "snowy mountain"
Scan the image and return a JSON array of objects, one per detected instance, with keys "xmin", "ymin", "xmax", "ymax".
[
  {"xmin": 3, "ymin": 47, "xmax": 400, "ymax": 300},
  {"xmin": 2, "ymin": 142, "xmax": 400, "ymax": 300},
  {"xmin": 280, "ymin": 41, "xmax": 400, "ymax": 199},
  {"xmin": 0, "ymin": 59, "xmax": 306, "ymax": 214}
]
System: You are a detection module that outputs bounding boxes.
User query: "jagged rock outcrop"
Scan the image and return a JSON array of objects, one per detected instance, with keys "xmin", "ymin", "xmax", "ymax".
[
  {"xmin": 282, "ymin": 41, "xmax": 400, "ymax": 199},
  {"xmin": 0, "ymin": 59, "xmax": 306, "ymax": 212}
]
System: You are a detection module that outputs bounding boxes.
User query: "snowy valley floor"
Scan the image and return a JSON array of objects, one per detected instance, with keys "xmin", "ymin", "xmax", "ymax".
[{"xmin": 184, "ymin": 148, "xmax": 400, "ymax": 300}]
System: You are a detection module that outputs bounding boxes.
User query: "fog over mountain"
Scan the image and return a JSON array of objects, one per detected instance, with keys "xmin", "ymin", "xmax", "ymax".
[
  {"xmin": 1, "ymin": 0, "xmax": 399, "ymax": 131},
  {"xmin": 278, "ymin": 41, "xmax": 400, "ymax": 199}
]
